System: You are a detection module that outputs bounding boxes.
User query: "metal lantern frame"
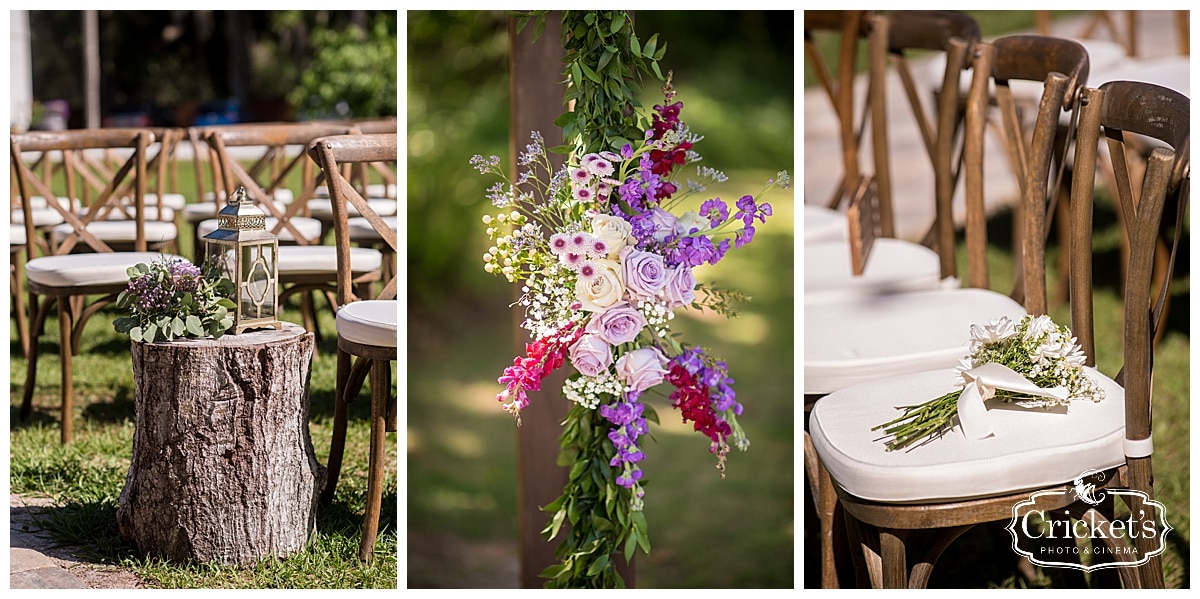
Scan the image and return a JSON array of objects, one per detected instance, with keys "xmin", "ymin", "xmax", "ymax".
[{"xmin": 202, "ymin": 186, "xmax": 282, "ymax": 334}]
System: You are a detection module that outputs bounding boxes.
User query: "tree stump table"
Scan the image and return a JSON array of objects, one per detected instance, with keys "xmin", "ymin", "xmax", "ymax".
[{"xmin": 116, "ymin": 323, "xmax": 325, "ymax": 565}]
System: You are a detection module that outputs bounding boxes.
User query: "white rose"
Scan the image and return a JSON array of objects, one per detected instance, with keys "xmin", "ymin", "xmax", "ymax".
[
  {"xmin": 673, "ymin": 210, "xmax": 709, "ymax": 236},
  {"xmin": 591, "ymin": 213, "xmax": 635, "ymax": 258},
  {"xmin": 576, "ymin": 259, "xmax": 625, "ymax": 312}
]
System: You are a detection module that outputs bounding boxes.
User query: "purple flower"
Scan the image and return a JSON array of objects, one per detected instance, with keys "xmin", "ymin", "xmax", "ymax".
[
  {"xmin": 699, "ymin": 198, "xmax": 729, "ymax": 227},
  {"xmin": 619, "ymin": 246, "xmax": 669, "ymax": 299},
  {"xmin": 614, "ymin": 346, "xmax": 669, "ymax": 394},
  {"xmin": 662, "ymin": 265, "xmax": 697, "ymax": 310},
  {"xmin": 586, "ymin": 303, "xmax": 647, "ymax": 345},
  {"xmin": 568, "ymin": 334, "xmax": 613, "ymax": 377}
]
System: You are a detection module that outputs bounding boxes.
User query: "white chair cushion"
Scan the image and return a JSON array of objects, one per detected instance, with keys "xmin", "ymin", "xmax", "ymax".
[
  {"xmin": 804, "ymin": 238, "xmax": 943, "ymax": 301},
  {"xmin": 11, "ymin": 207, "xmax": 66, "ymax": 227},
  {"xmin": 808, "ymin": 366, "xmax": 1126, "ymax": 503},
  {"xmin": 336, "ymin": 300, "xmax": 398, "ymax": 348},
  {"xmin": 25, "ymin": 251, "xmax": 188, "ymax": 288},
  {"xmin": 306, "ymin": 198, "xmax": 399, "ymax": 219},
  {"xmin": 804, "ymin": 288, "xmax": 1027, "ymax": 394},
  {"xmin": 804, "ymin": 204, "xmax": 847, "ymax": 244},
  {"xmin": 184, "ymin": 203, "xmax": 222, "ymax": 223},
  {"xmin": 11, "ymin": 224, "xmax": 27, "ymax": 247},
  {"xmin": 50, "ymin": 221, "xmax": 178, "ymax": 245},
  {"xmin": 143, "ymin": 192, "xmax": 188, "ymax": 211},
  {"xmin": 348, "ymin": 216, "xmax": 398, "ymax": 242},
  {"xmin": 315, "ymin": 183, "xmax": 395, "ymax": 199},
  {"xmin": 277, "ymin": 245, "xmax": 382, "ymax": 275},
  {"xmin": 79, "ymin": 206, "xmax": 176, "ymax": 222},
  {"xmin": 203, "ymin": 189, "xmax": 294, "ymax": 204},
  {"xmin": 197, "ymin": 216, "xmax": 324, "ymax": 243}
]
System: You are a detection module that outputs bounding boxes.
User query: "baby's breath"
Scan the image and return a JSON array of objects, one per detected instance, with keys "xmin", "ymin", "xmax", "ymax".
[{"xmin": 563, "ymin": 372, "xmax": 626, "ymax": 410}]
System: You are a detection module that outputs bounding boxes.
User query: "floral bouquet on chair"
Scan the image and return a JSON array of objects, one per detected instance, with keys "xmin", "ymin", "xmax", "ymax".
[
  {"xmin": 472, "ymin": 79, "xmax": 788, "ymax": 587},
  {"xmin": 873, "ymin": 314, "xmax": 1106, "ymax": 452}
]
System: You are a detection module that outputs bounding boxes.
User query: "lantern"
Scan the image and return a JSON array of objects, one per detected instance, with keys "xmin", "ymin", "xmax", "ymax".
[{"xmin": 203, "ymin": 186, "xmax": 282, "ymax": 334}]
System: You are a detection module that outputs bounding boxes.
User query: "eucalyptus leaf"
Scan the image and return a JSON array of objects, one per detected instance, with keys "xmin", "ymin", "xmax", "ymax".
[
  {"xmin": 130, "ymin": 327, "xmax": 143, "ymax": 343},
  {"xmin": 186, "ymin": 315, "xmax": 205, "ymax": 337}
]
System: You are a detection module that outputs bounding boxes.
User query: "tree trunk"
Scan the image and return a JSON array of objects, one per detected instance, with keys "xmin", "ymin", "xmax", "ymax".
[{"xmin": 116, "ymin": 323, "xmax": 324, "ymax": 565}]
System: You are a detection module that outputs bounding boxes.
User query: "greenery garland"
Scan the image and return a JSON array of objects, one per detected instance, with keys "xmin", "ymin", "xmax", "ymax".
[{"xmin": 515, "ymin": 10, "xmax": 665, "ymax": 587}]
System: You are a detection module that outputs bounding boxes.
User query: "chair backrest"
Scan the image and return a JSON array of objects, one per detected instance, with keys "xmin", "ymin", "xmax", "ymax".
[
  {"xmin": 11, "ymin": 128, "xmax": 154, "ymax": 255},
  {"xmin": 1062, "ymin": 79, "xmax": 1188, "ymax": 590},
  {"xmin": 202, "ymin": 121, "xmax": 359, "ymax": 244},
  {"xmin": 807, "ymin": 11, "xmax": 980, "ymax": 259},
  {"xmin": 961, "ymin": 35, "xmax": 1089, "ymax": 298},
  {"xmin": 306, "ymin": 133, "xmax": 398, "ymax": 304},
  {"xmin": 804, "ymin": 10, "xmax": 872, "ymax": 214},
  {"xmin": 869, "ymin": 10, "xmax": 980, "ymax": 267}
]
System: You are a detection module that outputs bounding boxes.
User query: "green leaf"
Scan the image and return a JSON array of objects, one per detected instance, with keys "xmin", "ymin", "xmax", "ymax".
[
  {"xmin": 623, "ymin": 530, "xmax": 637, "ymax": 562},
  {"xmin": 546, "ymin": 508, "xmax": 566, "ymax": 540},
  {"xmin": 650, "ymin": 60, "xmax": 663, "ymax": 80},
  {"xmin": 579, "ymin": 62, "xmax": 602, "ymax": 84},
  {"xmin": 644, "ymin": 34, "xmax": 658, "ymax": 59},
  {"xmin": 568, "ymin": 459, "xmax": 587, "ymax": 481},
  {"xmin": 130, "ymin": 327, "xmax": 143, "ymax": 343},
  {"xmin": 547, "ymin": 144, "xmax": 574, "ymax": 155},
  {"xmin": 608, "ymin": 17, "xmax": 623, "ymax": 35},
  {"xmin": 570, "ymin": 62, "xmax": 583, "ymax": 86},
  {"xmin": 171, "ymin": 317, "xmax": 186, "ymax": 337},
  {"xmin": 537, "ymin": 564, "xmax": 568, "ymax": 580},
  {"xmin": 597, "ymin": 50, "xmax": 613, "ymax": 73},
  {"xmin": 654, "ymin": 41, "xmax": 668, "ymax": 61},
  {"xmin": 144, "ymin": 323, "xmax": 158, "ymax": 342},
  {"xmin": 630, "ymin": 33, "xmax": 641, "ymax": 56},
  {"xmin": 583, "ymin": 12, "xmax": 594, "ymax": 26},
  {"xmin": 185, "ymin": 315, "xmax": 204, "ymax": 337},
  {"xmin": 587, "ymin": 552, "xmax": 611, "ymax": 576}
]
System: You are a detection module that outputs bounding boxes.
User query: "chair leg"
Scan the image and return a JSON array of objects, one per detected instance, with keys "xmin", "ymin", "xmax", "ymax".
[
  {"xmin": 58, "ymin": 298, "xmax": 74, "ymax": 444},
  {"xmin": 321, "ymin": 348, "xmax": 353, "ymax": 506},
  {"xmin": 21, "ymin": 294, "xmax": 53, "ymax": 421},
  {"xmin": 359, "ymin": 357, "xmax": 389, "ymax": 561}
]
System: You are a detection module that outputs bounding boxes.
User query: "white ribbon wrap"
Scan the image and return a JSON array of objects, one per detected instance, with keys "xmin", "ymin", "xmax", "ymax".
[{"xmin": 957, "ymin": 362, "xmax": 1070, "ymax": 440}]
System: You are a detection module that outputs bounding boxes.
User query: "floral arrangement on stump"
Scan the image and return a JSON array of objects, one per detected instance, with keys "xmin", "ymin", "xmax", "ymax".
[
  {"xmin": 474, "ymin": 10, "xmax": 789, "ymax": 588},
  {"xmin": 113, "ymin": 256, "xmax": 236, "ymax": 342}
]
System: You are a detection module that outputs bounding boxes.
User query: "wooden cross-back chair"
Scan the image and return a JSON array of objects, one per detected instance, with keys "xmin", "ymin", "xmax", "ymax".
[
  {"xmin": 804, "ymin": 11, "xmax": 982, "ymax": 304},
  {"xmin": 11, "ymin": 128, "xmax": 189, "ymax": 444},
  {"xmin": 805, "ymin": 34, "xmax": 1091, "ymax": 588},
  {"xmin": 200, "ymin": 122, "xmax": 386, "ymax": 336},
  {"xmin": 309, "ymin": 118, "xmax": 399, "ymax": 244},
  {"xmin": 307, "ymin": 133, "xmax": 398, "ymax": 562},
  {"xmin": 809, "ymin": 75, "xmax": 1187, "ymax": 589},
  {"xmin": 1036, "ymin": 10, "xmax": 1190, "ymax": 59}
]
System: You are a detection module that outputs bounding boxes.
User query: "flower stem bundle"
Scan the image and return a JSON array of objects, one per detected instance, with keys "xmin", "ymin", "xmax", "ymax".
[{"xmin": 873, "ymin": 314, "xmax": 1105, "ymax": 452}]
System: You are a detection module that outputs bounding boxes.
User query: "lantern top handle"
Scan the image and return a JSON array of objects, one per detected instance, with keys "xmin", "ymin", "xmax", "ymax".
[{"xmin": 229, "ymin": 186, "xmax": 248, "ymax": 206}]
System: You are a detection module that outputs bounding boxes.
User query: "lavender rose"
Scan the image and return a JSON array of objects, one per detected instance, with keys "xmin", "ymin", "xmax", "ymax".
[
  {"xmin": 619, "ymin": 246, "xmax": 668, "ymax": 300},
  {"xmin": 615, "ymin": 346, "xmax": 669, "ymax": 394},
  {"xmin": 647, "ymin": 207, "xmax": 678, "ymax": 242},
  {"xmin": 662, "ymin": 265, "xmax": 697, "ymax": 309},
  {"xmin": 569, "ymin": 334, "xmax": 613, "ymax": 377},
  {"xmin": 585, "ymin": 302, "xmax": 647, "ymax": 345}
]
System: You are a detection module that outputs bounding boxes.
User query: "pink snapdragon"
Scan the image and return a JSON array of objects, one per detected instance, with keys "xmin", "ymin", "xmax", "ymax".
[{"xmin": 497, "ymin": 322, "xmax": 584, "ymax": 423}]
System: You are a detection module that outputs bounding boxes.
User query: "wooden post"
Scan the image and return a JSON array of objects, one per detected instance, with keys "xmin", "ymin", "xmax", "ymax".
[
  {"xmin": 116, "ymin": 324, "xmax": 322, "ymax": 565},
  {"xmin": 509, "ymin": 12, "xmax": 636, "ymax": 588},
  {"xmin": 509, "ymin": 13, "xmax": 568, "ymax": 588}
]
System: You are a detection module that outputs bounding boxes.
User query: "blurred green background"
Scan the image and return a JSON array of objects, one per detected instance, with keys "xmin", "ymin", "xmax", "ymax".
[{"xmin": 407, "ymin": 10, "xmax": 795, "ymax": 588}]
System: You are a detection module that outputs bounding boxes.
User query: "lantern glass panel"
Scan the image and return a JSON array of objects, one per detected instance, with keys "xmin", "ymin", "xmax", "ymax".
[
  {"xmin": 240, "ymin": 243, "xmax": 276, "ymax": 320},
  {"xmin": 206, "ymin": 241, "xmax": 236, "ymax": 282}
]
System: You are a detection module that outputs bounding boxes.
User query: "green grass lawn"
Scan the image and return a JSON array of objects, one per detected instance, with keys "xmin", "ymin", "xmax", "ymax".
[{"xmin": 9, "ymin": 165, "xmax": 398, "ymax": 589}]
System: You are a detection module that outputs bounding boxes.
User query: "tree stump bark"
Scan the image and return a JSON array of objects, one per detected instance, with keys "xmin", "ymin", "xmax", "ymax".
[{"xmin": 116, "ymin": 323, "xmax": 325, "ymax": 565}]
